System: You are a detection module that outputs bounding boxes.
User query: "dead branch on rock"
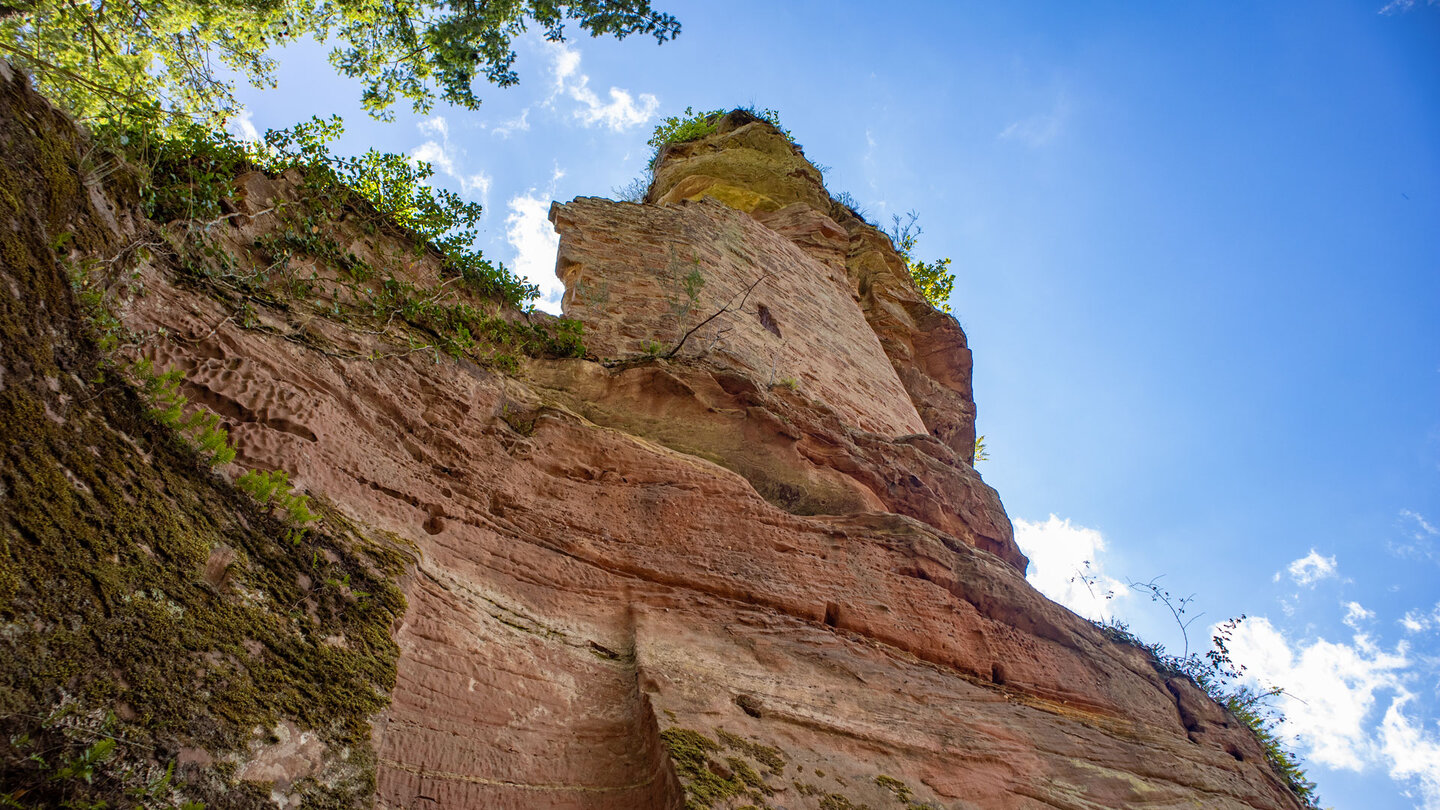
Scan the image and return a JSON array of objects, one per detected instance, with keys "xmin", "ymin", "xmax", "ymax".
[{"xmin": 664, "ymin": 272, "xmax": 771, "ymax": 359}]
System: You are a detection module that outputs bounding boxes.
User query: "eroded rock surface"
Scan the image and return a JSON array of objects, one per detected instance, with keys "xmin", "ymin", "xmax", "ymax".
[
  {"xmin": 1, "ymin": 79, "xmax": 1306, "ymax": 810},
  {"xmin": 649, "ymin": 112, "xmax": 980, "ymax": 462},
  {"xmin": 551, "ymin": 196, "xmax": 925, "ymax": 439}
]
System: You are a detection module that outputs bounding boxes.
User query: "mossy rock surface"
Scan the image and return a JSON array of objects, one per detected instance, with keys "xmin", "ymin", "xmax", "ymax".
[
  {"xmin": 0, "ymin": 63, "xmax": 407, "ymax": 809},
  {"xmin": 661, "ymin": 175, "xmax": 782, "ymax": 214},
  {"xmin": 659, "ymin": 726, "xmax": 789, "ymax": 810},
  {"xmin": 650, "ymin": 121, "xmax": 830, "ymax": 214}
]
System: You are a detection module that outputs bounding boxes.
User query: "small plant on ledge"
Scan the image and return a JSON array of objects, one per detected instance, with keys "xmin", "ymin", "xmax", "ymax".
[
  {"xmin": 884, "ymin": 211, "xmax": 956, "ymax": 314},
  {"xmin": 1088, "ymin": 578, "xmax": 1321, "ymax": 809}
]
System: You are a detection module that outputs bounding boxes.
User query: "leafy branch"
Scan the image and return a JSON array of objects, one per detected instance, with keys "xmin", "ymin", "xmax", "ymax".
[
  {"xmin": 3, "ymin": 0, "xmax": 681, "ymax": 127},
  {"xmin": 884, "ymin": 211, "xmax": 955, "ymax": 313}
]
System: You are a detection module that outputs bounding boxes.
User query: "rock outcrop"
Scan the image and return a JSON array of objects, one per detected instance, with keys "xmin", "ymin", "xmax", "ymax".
[{"xmin": 0, "ymin": 72, "xmax": 1306, "ymax": 810}]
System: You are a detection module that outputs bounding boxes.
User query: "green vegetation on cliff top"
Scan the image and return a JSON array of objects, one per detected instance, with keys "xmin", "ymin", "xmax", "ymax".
[{"xmin": 645, "ymin": 107, "xmax": 960, "ymax": 315}]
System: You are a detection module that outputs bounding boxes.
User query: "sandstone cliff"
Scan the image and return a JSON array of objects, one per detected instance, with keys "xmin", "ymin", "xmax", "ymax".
[{"xmin": 0, "ymin": 68, "xmax": 1306, "ymax": 810}]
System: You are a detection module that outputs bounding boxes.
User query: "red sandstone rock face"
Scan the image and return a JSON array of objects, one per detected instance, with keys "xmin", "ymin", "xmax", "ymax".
[
  {"xmin": 19, "ymin": 91, "xmax": 1307, "ymax": 808},
  {"xmin": 647, "ymin": 114, "xmax": 981, "ymax": 463},
  {"xmin": 550, "ymin": 196, "xmax": 926, "ymax": 438}
]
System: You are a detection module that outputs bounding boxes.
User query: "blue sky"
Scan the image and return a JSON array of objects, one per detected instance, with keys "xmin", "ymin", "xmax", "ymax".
[{"xmin": 228, "ymin": 1, "xmax": 1440, "ymax": 806}]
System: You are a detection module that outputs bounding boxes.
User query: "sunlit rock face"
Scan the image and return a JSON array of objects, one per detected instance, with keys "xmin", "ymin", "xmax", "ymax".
[
  {"xmin": 550, "ymin": 194, "xmax": 927, "ymax": 439},
  {"xmin": 2, "ymin": 72, "xmax": 1306, "ymax": 810},
  {"xmin": 648, "ymin": 112, "xmax": 984, "ymax": 464}
]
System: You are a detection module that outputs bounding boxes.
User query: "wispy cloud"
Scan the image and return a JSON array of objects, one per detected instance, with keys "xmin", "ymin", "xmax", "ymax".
[
  {"xmin": 1379, "ymin": 689, "xmax": 1440, "ymax": 806},
  {"xmin": 1400, "ymin": 603, "xmax": 1440, "ymax": 634},
  {"xmin": 859, "ymin": 128, "xmax": 887, "ymax": 213},
  {"xmin": 1229, "ymin": 618, "xmax": 1405, "ymax": 770},
  {"xmin": 1013, "ymin": 515, "xmax": 1127, "ymax": 621},
  {"xmin": 505, "ymin": 165, "xmax": 566, "ymax": 313},
  {"xmin": 411, "ymin": 116, "xmax": 491, "ymax": 204},
  {"xmin": 1389, "ymin": 509, "xmax": 1438, "ymax": 562},
  {"xmin": 492, "ymin": 108, "xmax": 531, "ymax": 138},
  {"xmin": 1379, "ymin": 0, "xmax": 1440, "ymax": 15},
  {"xmin": 1345, "ymin": 601, "xmax": 1377, "ymax": 629},
  {"xmin": 1403, "ymin": 509, "xmax": 1439, "ymax": 539},
  {"xmin": 545, "ymin": 42, "xmax": 658, "ymax": 131},
  {"xmin": 1286, "ymin": 548, "xmax": 1339, "ymax": 587},
  {"xmin": 997, "ymin": 96, "xmax": 1070, "ymax": 148}
]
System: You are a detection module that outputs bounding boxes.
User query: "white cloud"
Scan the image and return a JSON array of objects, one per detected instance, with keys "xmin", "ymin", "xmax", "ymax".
[
  {"xmin": 412, "ymin": 139, "xmax": 457, "ymax": 177},
  {"xmin": 545, "ymin": 42, "xmax": 658, "ymax": 131},
  {"xmin": 1228, "ymin": 618, "xmax": 1410, "ymax": 771},
  {"xmin": 465, "ymin": 172, "xmax": 492, "ymax": 201},
  {"xmin": 859, "ymin": 128, "xmax": 887, "ymax": 212},
  {"xmin": 579, "ymin": 87, "xmax": 657, "ymax": 130},
  {"xmin": 1345, "ymin": 601, "xmax": 1377, "ymax": 629},
  {"xmin": 410, "ymin": 116, "xmax": 491, "ymax": 204},
  {"xmin": 1286, "ymin": 548, "xmax": 1338, "ymax": 587},
  {"xmin": 1380, "ymin": 0, "xmax": 1440, "ymax": 14},
  {"xmin": 228, "ymin": 108, "xmax": 259, "ymax": 142},
  {"xmin": 1379, "ymin": 690, "xmax": 1440, "ymax": 809},
  {"xmin": 549, "ymin": 42, "xmax": 582, "ymax": 93},
  {"xmin": 1228, "ymin": 611, "xmax": 1440, "ymax": 807},
  {"xmin": 1404, "ymin": 509, "xmax": 1439, "ymax": 539},
  {"xmin": 419, "ymin": 115, "xmax": 449, "ymax": 141},
  {"xmin": 1392, "ymin": 510, "xmax": 1440, "ymax": 562},
  {"xmin": 1401, "ymin": 604, "xmax": 1440, "ymax": 634},
  {"xmin": 1013, "ymin": 515, "xmax": 1127, "ymax": 621},
  {"xmin": 997, "ymin": 97, "xmax": 1069, "ymax": 148},
  {"xmin": 492, "ymin": 108, "xmax": 531, "ymax": 138},
  {"xmin": 505, "ymin": 171, "xmax": 564, "ymax": 314}
]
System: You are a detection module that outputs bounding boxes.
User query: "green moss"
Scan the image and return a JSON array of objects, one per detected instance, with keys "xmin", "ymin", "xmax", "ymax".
[
  {"xmin": 0, "ymin": 79, "xmax": 408, "ymax": 808},
  {"xmin": 0, "ymin": 364, "xmax": 408, "ymax": 807},
  {"xmin": 659, "ymin": 728, "xmax": 735, "ymax": 810},
  {"xmin": 727, "ymin": 757, "xmax": 772, "ymax": 796},
  {"xmin": 716, "ymin": 728, "xmax": 786, "ymax": 775},
  {"xmin": 659, "ymin": 727, "xmax": 778, "ymax": 810},
  {"xmin": 647, "ymin": 107, "xmax": 791, "ymax": 168},
  {"xmin": 874, "ymin": 774, "xmax": 913, "ymax": 803}
]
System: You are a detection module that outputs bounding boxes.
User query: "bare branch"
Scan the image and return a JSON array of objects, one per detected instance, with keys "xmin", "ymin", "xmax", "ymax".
[{"xmin": 664, "ymin": 272, "xmax": 771, "ymax": 359}]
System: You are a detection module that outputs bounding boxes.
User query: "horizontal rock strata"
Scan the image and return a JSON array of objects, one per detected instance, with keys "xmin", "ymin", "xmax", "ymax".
[{"xmin": 0, "ymin": 77, "xmax": 1307, "ymax": 810}]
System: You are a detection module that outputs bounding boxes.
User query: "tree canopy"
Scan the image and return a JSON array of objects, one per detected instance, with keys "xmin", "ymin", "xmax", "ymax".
[{"xmin": 0, "ymin": 0, "xmax": 680, "ymax": 125}]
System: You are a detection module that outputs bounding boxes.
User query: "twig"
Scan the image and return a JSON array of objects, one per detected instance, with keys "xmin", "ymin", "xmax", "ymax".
[
  {"xmin": 193, "ymin": 204, "xmax": 278, "ymax": 232},
  {"xmin": 105, "ymin": 237, "xmax": 166, "ymax": 267},
  {"xmin": 664, "ymin": 272, "xmax": 771, "ymax": 359},
  {"xmin": 1128, "ymin": 575, "xmax": 1201, "ymax": 656},
  {"xmin": 171, "ymin": 314, "xmax": 233, "ymax": 345}
]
